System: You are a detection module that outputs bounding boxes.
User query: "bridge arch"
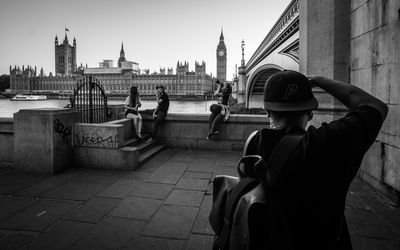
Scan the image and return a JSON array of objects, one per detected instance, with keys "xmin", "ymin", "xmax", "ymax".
[{"xmin": 246, "ymin": 64, "xmax": 283, "ymax": 109}]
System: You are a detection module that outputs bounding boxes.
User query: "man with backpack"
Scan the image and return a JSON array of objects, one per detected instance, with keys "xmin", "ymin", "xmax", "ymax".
[{"xmin": 242, "ymin": 70, "xmax": 388, "ymax": 249}]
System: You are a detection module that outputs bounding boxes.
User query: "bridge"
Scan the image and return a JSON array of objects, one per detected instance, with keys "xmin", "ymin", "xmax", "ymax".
[
  {"xmin": 237, "ymin": 0, "xmax": 400, "ymax": 206},
  {"xmin": 241, "ymin": 0, "xmax": 300, "ymax": 108}
]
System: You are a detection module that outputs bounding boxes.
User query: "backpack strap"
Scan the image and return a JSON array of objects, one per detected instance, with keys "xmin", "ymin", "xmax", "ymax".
[
  {"xmin": 216, "ymin": 177, "xmax": 259, "ymax": 250},
  {"xmin": 267, "ymin": 133, "xmax": 305, "ymax": 185},
  {"xmin": 243, "ymin": 130, "xmax": 260, "ymax": 156}
]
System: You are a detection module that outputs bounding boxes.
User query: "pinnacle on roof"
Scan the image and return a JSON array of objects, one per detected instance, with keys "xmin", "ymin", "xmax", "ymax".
[{"xmin": 120, "ymin": 42, "xmax": 125, "ymax": 54}]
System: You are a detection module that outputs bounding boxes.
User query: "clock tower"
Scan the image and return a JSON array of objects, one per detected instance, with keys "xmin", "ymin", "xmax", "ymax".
[{"xmin": 216, "ymin": 29, "xmax": 227, "ymax": 81}]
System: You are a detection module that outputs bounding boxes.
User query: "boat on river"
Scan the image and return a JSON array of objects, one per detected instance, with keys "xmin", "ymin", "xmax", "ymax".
[{"xmin": 10, "ymin": 94, "xmax": 47, "ymax": 101}]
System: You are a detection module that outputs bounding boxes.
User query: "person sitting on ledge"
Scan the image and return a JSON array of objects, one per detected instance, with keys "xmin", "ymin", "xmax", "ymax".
[
  {"xmin": 125, "ymin": 86, "xmax": 142, "ymax": 139},
  {"xmin": 207, "ymin": 80, "xmax": 232, "ymax": 140},
  {"xmin": 147, "ymin": 85, "xmax": 169, "ymax": 143}
]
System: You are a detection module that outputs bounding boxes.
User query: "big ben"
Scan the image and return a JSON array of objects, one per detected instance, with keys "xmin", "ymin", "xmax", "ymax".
[{"xmin": 216, "ymin": 30, "xmax": 227, "ymax": 81}]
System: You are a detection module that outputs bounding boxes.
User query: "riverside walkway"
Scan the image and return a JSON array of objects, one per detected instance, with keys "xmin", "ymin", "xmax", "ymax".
[{"xmin": 0, "ymin": 149, "xmax": 399, "ymax": 249}]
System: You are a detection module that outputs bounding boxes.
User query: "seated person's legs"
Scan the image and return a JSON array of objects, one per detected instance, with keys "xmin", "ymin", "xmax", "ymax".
[{"xmin": 137, "ymin": 113, "xmax": 142, "ymax": 138}]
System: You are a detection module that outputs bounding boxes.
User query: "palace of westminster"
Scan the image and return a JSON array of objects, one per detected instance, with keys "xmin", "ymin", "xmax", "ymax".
[{"xmin": 9, "ymin": 31, "xmax": 230, "ymax": 96}]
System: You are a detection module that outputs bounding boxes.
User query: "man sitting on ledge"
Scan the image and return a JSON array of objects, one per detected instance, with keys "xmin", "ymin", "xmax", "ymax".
[
  {"xmin": 147, "ymin": 85, "xmax": 169, "ymax": 143},
  {"xmin": 245, "ymin": 70, "xmax": 388, "ymax": 249}
]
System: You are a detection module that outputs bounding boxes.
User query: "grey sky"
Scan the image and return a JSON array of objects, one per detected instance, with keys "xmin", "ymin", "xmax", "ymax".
[{"xmin": 0, "ymin": 0, "xmax": 291, "ymax": 79}]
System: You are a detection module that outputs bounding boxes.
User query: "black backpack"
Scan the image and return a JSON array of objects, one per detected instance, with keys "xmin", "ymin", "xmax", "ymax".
[{"xmin": 209, "ymin": 130, "xmax": 306, "ymax": 250}]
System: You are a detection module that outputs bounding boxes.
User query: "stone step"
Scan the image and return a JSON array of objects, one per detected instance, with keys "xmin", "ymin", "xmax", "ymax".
[
  {"xmin": 136, "ymin": 139, "xmax": 159, "ymax": 153},
  {"xmin": 139, "ymin": 144, "xmax": 166, "ymax": 165},
  {"xmin": 123, "ymin": 133, "xmax": 151, "ymax": 147}
]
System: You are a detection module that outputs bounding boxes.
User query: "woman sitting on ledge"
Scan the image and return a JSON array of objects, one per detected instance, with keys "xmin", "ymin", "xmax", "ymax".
[
  {"xmin": 125, "ymin": 86, "xmax": 142, "ymax": 139},
  {"xmin": 207, "ymin": 80, "xmax": 232, "ymax": 140}
]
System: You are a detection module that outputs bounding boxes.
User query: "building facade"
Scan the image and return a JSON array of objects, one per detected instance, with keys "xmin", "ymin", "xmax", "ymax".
[
  {"xmin": 10, "ymin": 34, "xmax": 214, "ymax": 96},
  {"xmin": 10, "ymin": 62, "xmax": 213, "ymax": 96},
  {"xmin": 55, "ymin": 34, "xmax": 77, "ymax": 76},
  {"xmin": 216, "ymin": 30, "xmax": 227, "ymax": 81}
]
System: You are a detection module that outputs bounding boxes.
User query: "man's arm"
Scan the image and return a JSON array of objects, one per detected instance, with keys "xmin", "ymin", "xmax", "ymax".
[
  {"xmin": 309, "ymin": 76, "xmax": 388, "ymax": 120},
  {"xmin": 213, "ymin": 85, "xmax": 222, "ymax": 96}
]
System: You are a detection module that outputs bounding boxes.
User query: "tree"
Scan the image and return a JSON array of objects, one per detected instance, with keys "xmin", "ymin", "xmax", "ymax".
[{"xmin": 0, "ymin": 74, "xmax": 10, "ymax": 91}]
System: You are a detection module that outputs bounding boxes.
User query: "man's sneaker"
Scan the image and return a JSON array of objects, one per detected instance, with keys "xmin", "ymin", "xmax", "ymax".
[
  {"xmin": 146, "ymin": 138, "xmax": 153, "ymax": 143},
  {"xmin": 211, "ymin": 130, "xmax": 219, "ymax": 135}
]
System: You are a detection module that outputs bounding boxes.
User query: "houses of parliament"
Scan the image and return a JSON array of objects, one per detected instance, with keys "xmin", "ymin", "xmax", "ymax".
[{"xmin": 9, "ymin": 31, "xmax": 228, "ymax": 96}]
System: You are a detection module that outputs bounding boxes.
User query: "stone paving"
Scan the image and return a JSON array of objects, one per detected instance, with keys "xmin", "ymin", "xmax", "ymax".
[{"xmin": 0, "ymin": 149, "xmax": 398, "ymax": 250}]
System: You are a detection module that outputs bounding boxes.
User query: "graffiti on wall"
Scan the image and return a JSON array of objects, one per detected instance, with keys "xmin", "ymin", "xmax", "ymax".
[
  {"xmin": 54, "ymin": 119, "xmax": 71, "ymax": 144},
  {"xmin": 73, "ymin": 126, "xmax": 119, "ymax": 148}
]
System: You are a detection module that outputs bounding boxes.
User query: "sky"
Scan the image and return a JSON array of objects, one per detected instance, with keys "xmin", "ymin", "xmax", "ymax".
[{"xmin": 0, "ymin": 0, "xmax": 292, "ymax": 79}]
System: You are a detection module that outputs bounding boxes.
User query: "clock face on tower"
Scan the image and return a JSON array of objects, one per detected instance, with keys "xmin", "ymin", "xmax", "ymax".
[{"xmin": 218, "ymin": 50, "xmax": 225, "ymax": 56}]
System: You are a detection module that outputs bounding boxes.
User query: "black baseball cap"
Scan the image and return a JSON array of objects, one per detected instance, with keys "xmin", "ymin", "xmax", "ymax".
[
  {"xmin": 264, "ymin": 70, "xmax": 318, "ymax": 112},
  {"xmin": 156, "ymin": 85, "xmax": 165, "ymax": 90}
]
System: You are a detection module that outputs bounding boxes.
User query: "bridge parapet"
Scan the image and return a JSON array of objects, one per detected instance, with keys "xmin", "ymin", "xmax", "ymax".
[{"xmin": 247, "ymin": 0, "xmax": 299, "ymax": 72}]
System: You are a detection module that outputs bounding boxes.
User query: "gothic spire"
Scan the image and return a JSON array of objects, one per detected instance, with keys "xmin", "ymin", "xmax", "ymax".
[
  {"xmin": 220, "ymin": 28, "xmax": 224, "ymax": 41},
  {"xmin": 120, "ymin": 42, "xmax": 125, "ymax": 57}
]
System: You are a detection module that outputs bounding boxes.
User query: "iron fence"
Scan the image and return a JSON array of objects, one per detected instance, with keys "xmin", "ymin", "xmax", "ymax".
[{"xmin": 71, "ymin": 76, "xmax": 108, "ymax": 123}]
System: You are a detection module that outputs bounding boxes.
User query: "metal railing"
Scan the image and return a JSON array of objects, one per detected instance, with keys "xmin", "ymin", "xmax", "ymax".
[{"xmin": 71, "ymin": 76, "xmax": 108, "ymax": 123}]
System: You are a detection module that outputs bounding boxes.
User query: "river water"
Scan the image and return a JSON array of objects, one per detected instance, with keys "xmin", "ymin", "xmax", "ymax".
[{"xmin": 0, "ymin": 99, "xmax": 217, "ymax": 118}]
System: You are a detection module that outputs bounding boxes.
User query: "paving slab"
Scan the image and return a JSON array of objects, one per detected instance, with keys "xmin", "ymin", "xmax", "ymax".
[
  {"xmin": 109, "ymin": 197, "xmax": 162, "ymax": 221},
  {"xmin": 0, "ymin": 199, "xmax": 79, "ymax": 232},
  {"xmin": 0, "ymin": 196, "xmax": 36, "ymax": 222},
  {"xmin": 168, "ymin": 152, "xmax": 197, "ymax": 163},
  {"xmin": 139, "ymin": 158, "xmax": 164, "ymax": 173},
  {"xmin": 28, "ymin": 220, "xmax": 93, "ymax": 250},
  {"xmin": 195, "ymin": 151, "xmax": 218, "ymax": 159},
  {"xmin": 206, "ymin": 182, "xmax": 213, "ymax": 195},
  {"xmin": 41, "ymin": 181, "xmax": 108, "ymax": 201},
  {"xmin": 185, "ymin": 234, "xmax": 214, "ymax": 250},
  {"xmin": 351, "ymin": 235, "xmax": 400, "ymax": 250},
  {"xmin": 176, "ymin": 178, "xmax": 209, "ymax": 191},
  {"xmin": 97, "ymin": 178, "xmax": 141, "ymax": 199},
  {"xmin": 188, "ymin": 163, "xmax": 216, "ymax": 173},
  {"xmin": 191, "ymin": 157, "xmax": 217, "ymax": 167},
  {"xmin": 70, "ymin": 171, "xmax": 119, "ymax": 185},
  {"xmin": 148, "ymin": 162, "xmax": 188, "ymax": 184},
  {"xmin": 15, "ymin": 171, "xmax": 81, "ymax": 197},
  {"xmin": 130, "ymin": 236, "xmax": 185, "ymax": 250},
  {"xmin": 150, "ymin": 149, "xmax": 177, "ymax": 162},
  {"xmin": 216, "ymin": 151, "xmax": 242, "ymax": 166},
  {"xmin": 182, "ymin": 171, "xmax": 213, "ymax": 180},
  {"xmin": 0, "ymin": 173, "xmax": 47, "ymax": 195},
  {"xmin": 0, "ymin": 233, "xmax": 37, "ymax": 250},
  {"xmin": 142, "ymin": 205, "xmax": 199, "ymax": 239},
  {"xmin": 65, "ymin": 197, "xmax": 120, "ymax": 223},
  {"xmin": 165, "ymin": 189, "xmax": 205, "ymax": 207},
  {"xmin": 72, "ymin": 217, "xmax": 145, "ymax": 250},
  {"xmin": 129, "ymin": 182, "xmax": 174, "ymax": 199},
  {"xmin": 121, "ymin": 170, "xmax": 153, "ymax": 180},
  {"xmin": 192, "ymin": 195, "xmax": 213, "ymax": 235}
]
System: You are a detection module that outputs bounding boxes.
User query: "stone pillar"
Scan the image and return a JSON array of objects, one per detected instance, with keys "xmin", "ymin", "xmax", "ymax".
[
  {"xmin": 299, "ymin": 0, "xmax": 350, "ymax": 121},
  {"xmin": 237, "ymin": 66, "xmax": 246, "ymax": 105},
  {"xmin": 14, "ymin": 109, "xmax": 80, "ymax": 174},
  {"xmin": 299, "ymin": 0, "xmax": 350, "ymax": 80}
]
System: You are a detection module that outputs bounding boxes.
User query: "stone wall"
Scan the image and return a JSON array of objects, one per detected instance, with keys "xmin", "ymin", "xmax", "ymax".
[
  {"xmin": 0, "ymin": 118, "xmax": 13, "ymax": 167},
  {"xmin": 142, "ymin": 113, "xmax": 269, "ymax": 151},
  {"xmin": 350, "ymin": 0, "xmax": 400, "ymax": 201}
]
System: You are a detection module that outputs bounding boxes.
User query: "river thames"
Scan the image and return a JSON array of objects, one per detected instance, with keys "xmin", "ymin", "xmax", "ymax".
[{"xmin": 0, "ymin": 99, "xmax": 216, "ymax": 118}]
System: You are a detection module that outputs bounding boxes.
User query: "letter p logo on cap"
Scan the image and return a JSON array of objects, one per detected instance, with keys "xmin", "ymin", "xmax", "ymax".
[{"xmin": 283, "ymin": 84, "xmax": 298, "ymax": 100}]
